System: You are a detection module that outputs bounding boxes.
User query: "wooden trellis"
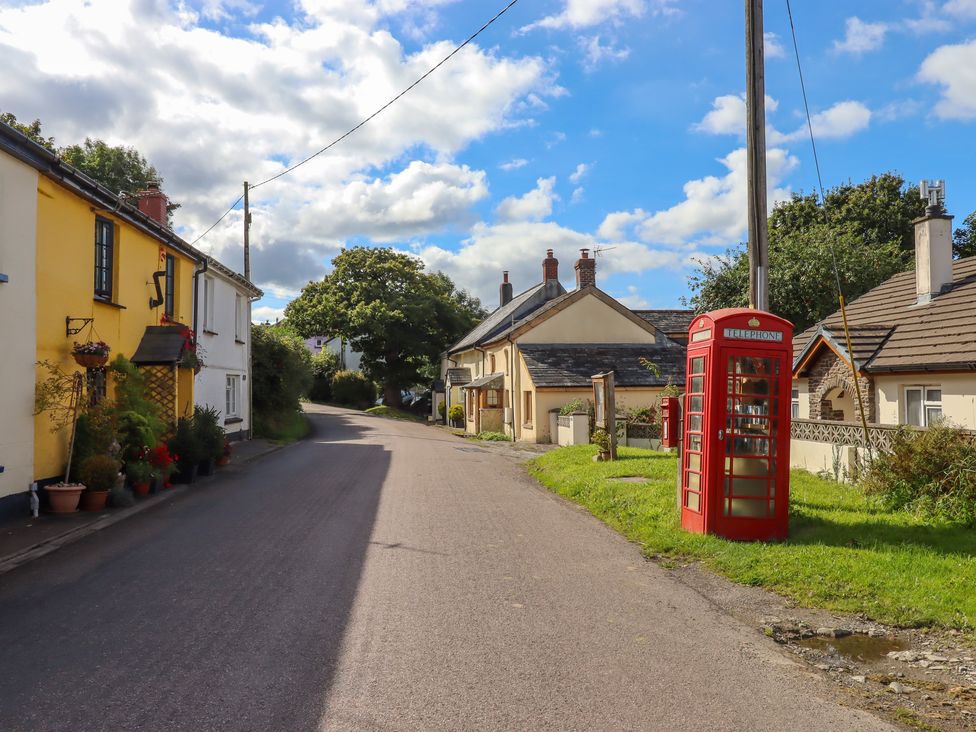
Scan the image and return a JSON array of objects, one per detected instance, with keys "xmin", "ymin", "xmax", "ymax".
[{"xmin": 139, "ymin": 364, "xmax": 178, "ymax": 429}]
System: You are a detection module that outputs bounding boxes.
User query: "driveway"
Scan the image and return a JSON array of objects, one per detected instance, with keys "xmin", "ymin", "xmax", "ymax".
[{"xmin": 0, "ymin": 404, "xmax": 894, "ymax": 731}]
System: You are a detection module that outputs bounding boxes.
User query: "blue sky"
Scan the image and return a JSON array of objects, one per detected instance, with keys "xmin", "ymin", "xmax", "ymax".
[{"xmin": 2, "ymin": 0, "xmax": 975, "ymax": 320}]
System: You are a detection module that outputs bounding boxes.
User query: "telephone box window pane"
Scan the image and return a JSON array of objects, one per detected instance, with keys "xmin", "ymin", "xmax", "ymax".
[
  {"xmin": 688, "ymin": 414, "xmax": 702, "ymax": 431},
  {"xmin": 731, "ymin": 476, "xmax": 768, "ymax": 497},
  {"xmin": 737, "ymin": 377, "xmax": 771, "ymax": 396},
  {"xmin": 685, "ymin": 491, "xmax": 700, "ymax": 511},
  {"xmin": 687, "ymin": 472, "xmax": 700, "ymax": 490},
  {"xmin": 690, "ymin": 376, "xmax": 703, "ymax": 393},
  {"xmin": 691, "ymin": 356, "xmax": 704, "ymax": 374},
  {"xmin": 689, "ymin": 435, "xmax": 702, "ymax": 451},
  {"xmin": 735, "ymin": 398, "xmax": 769, "ymax": 416},
  {"xmin": 734, "ymin": 436, "xmax": 769, "ymax": 456},
  {"xmin": 689, "ymin": 395, "xmax": 703, "ymax": 412},
  {"xmin": 735, "ymin": 358, "xmax": 772, "ymax": 375},
  {"xmin": 730, "ymin": 499, "xmax": 769, "ymax": 518},
  {"xmin": 729, "ymin": 456, "xmax": 770, "ymax": 476},
  {"xmin": 733, "ymin": 416, "xmax": 769, "ymax": 434},
  {"xmin": 688, "ymin": 453, "xmax": 701, "ymax": 471}
]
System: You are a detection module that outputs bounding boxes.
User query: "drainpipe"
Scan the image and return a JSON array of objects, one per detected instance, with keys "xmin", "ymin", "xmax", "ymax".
[{"xmin": 191, "ymin": 259, "xmax": 209, "ymax": 338}]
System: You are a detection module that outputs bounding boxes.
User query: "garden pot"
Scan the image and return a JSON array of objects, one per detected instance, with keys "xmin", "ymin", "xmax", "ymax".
[
  {"xmin": 79, "ymin": 490, "xmax": 109, "ymax": 512},
  {"xmin": 198, "ymin": 458, "xmax": 216, "ymax": 477},
  {"xmin": 46, "ymin": 483, "xmax": 84, "ymax": 514},
  {"xmin": 174, "ymin": 464, "xmax": 198, "ymax": 484},
  {"xmin": 132, "ymin": 482, "xmax": 151, "ymax": 497},
  {"xmin": 216, "ymin": 456, "xmax": 231, "ymax": 467},
  {"xmin": 73, "ymin": 352, "xmax": 108, "ymax": 369}
]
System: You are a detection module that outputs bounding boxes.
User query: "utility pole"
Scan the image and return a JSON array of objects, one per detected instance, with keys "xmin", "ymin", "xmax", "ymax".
[
  {"xmin": 243, "ymin": 181, "xmax": 251, "ymax": 281},
  {"xmin": 745, "ymin": 0, "xmax": 769, "ymax": 311}
]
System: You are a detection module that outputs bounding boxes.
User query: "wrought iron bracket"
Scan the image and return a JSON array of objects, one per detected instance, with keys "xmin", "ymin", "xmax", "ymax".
[{"xmin": 66, "ymin": 317, "xmax": 94, "ymax": 337}]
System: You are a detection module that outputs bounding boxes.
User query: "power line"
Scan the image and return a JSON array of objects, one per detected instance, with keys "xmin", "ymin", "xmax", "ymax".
[{"xmin": 189, "ymin": 193, "xmax": 243, "ymax": 246}]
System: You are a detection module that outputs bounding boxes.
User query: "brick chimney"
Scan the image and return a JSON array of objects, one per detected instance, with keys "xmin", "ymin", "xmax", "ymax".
[
  {"xmin": 914, "ymin": 202, "xmax": 953, "ymax": 305},
  {"xmin": 575, "ymin": 248, "xmax": 596, "ymax": 289},
  {"xmin": 137, "ymin": 181, "xmax": 168, "ymax": 227},
  {"xmin": 542, "ymin": 249, "xmax": 559, "ymax": 299},
  {"xmin": 499, "ymin": 271, "xmax": 513, "ymax": 307}
]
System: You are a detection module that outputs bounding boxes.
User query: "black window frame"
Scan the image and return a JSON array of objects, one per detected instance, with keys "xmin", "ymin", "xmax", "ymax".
[
  {"xmin": 94, "ymin": 217, "xmax": 114, "ymax": 300},
  {"xmin": 164, "ymin": 254, "xmax": 175, "ymax": 317}
]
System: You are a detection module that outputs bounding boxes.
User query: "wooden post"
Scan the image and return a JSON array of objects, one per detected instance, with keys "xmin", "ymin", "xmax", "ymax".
[
  {"xmin": 745, "ymin": 0, "xmax": 769, "ymax": 311},
  {"xmin": 607, "ymin": 371, "xmax": 617, "ymax": 461},
  {"xmin": 243, "ymin": 181, "xmax": 251, "ymax": 281}
]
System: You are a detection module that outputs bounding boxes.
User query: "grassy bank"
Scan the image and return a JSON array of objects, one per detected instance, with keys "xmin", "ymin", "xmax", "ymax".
[
  {"xmin": 364, "ymin": 405, "xmax": 426, "ymax": 422},
  {"xmin": 254, "ymin": 409, "xmax": 311, "ymax": 444},
  {"xmin": 528, "ymin": 445, "xmax": 976, "ymax": 631}
]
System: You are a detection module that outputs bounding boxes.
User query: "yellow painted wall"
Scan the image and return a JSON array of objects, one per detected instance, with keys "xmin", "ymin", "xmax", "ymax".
[
  {"xmin": 34, "ymin": 175, "xmax": 197, "ymax": 480},
  {"xmin": 875, "ymin": 373, "xmax": 976, "ymax": 428},
  {"xmin": 517, "ymin": 293, "xmax": 656, "ymax": 344}
]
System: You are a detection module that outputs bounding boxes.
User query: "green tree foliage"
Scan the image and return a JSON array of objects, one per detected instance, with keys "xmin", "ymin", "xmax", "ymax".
[
  {"xmin": 309, "ymin": 348, "xmax": 341, "ymax": 402},
  {"xmin": 60, "ymin": 138, "xmax": 181, "ymax": 221},
  {"xmin": 251, "ymin": 324, "xmax": 313, "ymax": 433},
  {"xmin": 1, "ymin": 111, "xmax": 55, "ymax": 150},
  {"xmin": 954, "ymin": 210, "xmax": 976, "ymax": 260},
  {"xmin": 285, "ymin": 248, "xmax": 486, "ymax": 408},
  {"xmin": 688, "ymin": 173, "xmax": 927, "ymax": 331}
]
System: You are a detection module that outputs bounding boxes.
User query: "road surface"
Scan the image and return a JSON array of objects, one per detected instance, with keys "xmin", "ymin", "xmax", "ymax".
[{"xmin": 0, "ymin": 404, "xmax": 893, "ymax": 731}]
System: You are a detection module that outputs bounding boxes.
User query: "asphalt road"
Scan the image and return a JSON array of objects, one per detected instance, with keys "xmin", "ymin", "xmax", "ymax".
[{"xmin": 0, "ymin": 405, "xmax": 894, "ymax": 731}]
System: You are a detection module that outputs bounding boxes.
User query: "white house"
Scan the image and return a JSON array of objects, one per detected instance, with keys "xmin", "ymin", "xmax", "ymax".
[
  {"xmin": 0, "ymin": 142, "xmax": 38, "ymax": 515},
  {"xmin": 304, "ymin": 335, "xmax": 362, "ymax": 371},
  {"xmin": 195, "ymin": 257, "xmax": 262, "ymax": 439}
]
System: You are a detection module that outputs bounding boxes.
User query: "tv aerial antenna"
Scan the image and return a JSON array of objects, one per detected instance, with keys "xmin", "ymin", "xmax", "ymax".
[{"xmin": 593, "ymin": 245, "xmax": 617, "ymax": 257}]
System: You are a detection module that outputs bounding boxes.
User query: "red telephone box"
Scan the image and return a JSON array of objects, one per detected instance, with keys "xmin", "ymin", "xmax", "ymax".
[
  {"xmin": 680, "ymin": 309, "xmax": 793, "ymax": 541},
  {"xmin": 660, "ymin": 396, "xmax": 680, "ymax": 449}
]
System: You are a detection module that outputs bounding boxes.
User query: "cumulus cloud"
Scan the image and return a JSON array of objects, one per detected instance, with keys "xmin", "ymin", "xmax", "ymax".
[
  {"xmin": 523, "ymin": 0, "xmax": 654, "ymax": 31},
  {"xmin": 764, "ymin": 32, "xmax": 785, "ymax": 59},
  {"xmin": 252, "ymin": 305, "xmax": 286, "ymax": 324},
  {"xmin": 833, "ymin": 17, "xmax": 889, "ymax": 55},
  {"xmin": 495, "ymin": 177, "xmax": 558, "ymax": 222},
  {"xmin": 945, "ymin": 0, "xmax": 976, "ymax": 18},
  {"xmin": 693, "ymin": 94, "xmax": 779, "ymax": 136},
  {"xmin": 569, "ymin": 163, "xmax": 590, "ymax": 184},
  {"xmin": 579, "ymin": 35, "xmax": 631, "ymax": 71},
  {"xmin": 571, "ymin": 187, "xmax": 585, "ymax": 204},
  {"xmin": 599, "ymin": 147, "xmax": 798, "ymax": 248},
  {"xmin": 499, "ymin": 158, "xmax": 528, "ymax": 171},
  {"xmin": 918, "ymin": 39, "xmax": 976, "ymax": 119}
]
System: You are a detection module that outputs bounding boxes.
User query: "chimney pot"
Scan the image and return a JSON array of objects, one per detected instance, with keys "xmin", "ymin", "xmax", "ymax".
[{"xmin": 499, "ymin": 270, "xmax": 513, "ymax": 307}]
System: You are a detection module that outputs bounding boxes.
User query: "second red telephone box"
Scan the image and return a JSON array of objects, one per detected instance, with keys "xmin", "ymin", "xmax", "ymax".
[
  {"xmin": 680, "ymin": 309, "xmax": 793, "ymax": 541},
  {"xmin": 660, "ymin": 396, "xmax": 680, "ymax": 449}
]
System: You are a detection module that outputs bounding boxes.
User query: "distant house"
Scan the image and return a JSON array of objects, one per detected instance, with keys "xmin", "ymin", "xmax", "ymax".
[
  {"xmin": 633, "ymin": 309, "xmax": 696, "ymax": 345},
  {"xmin": 792, "ymin": 201, "xmax": 976, "ymax": 429},
  {"xmin": 304, "ymin": 335, "xmax": 362, "ymax": 371},
  {"xmin": 442, "ymin": 249, "xmax": 685, "ymax": 442},
  {"xmin": 195, "ymin": 257, "xmax": 262, "ymax": 439}
]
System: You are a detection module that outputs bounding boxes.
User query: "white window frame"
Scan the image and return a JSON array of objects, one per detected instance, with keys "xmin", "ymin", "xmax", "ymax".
[
  {"xmin": 226, "ymin": 375, "xmax": 241, "ymax": 418},
  {"xmin": 791, "ymin": 387, "xmax": 800, "ymax": 419},
  {"xmin": 203, "ymin": 276, "xmax": 216, "ymax": 332},
  {"xmin": 904, "ymin": 386, "xmax": 942, "ymax": 427}
]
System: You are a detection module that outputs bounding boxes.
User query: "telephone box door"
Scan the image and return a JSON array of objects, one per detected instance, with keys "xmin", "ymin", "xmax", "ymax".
[
  {"xmin": 713, "ymin": 347, "xmax": 790, "ymax": 540},
  {"xmin": 680, "ymin": 349, "xmax": 710, "ymax": 534}
]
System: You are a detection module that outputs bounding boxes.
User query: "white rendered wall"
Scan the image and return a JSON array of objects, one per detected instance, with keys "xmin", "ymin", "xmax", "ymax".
[
  {"xmin": 195, "ymin": 269, "xmax": 252, "ymax": 437},
  {"xmin": 0, "ymin": 153, "xmax": 38, "ymax": 498}
]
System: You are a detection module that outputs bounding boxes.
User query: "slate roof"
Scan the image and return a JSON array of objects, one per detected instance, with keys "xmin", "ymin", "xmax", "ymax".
[
  {"xmin": 793, "ymin": 256, "xmax": 976, "ymax": 374},
  {"xmin": 519, "ymin": 343, "xmax": 686, "ymax": 388},
  {"xmin": 131, "ymin": 326, "xmax": 187, "ymax": 365},
  {"xmin": 633, "ymin": 309, "xmax": 696, "ymax": 335},
  {"xmin": 462, "ymin": 373, "xmax": 504, "ymax": 389},
  {"xmin": 445, "ymin": 368, "xmax": 472, "ymax": 385},
  {"xmin": 448, "ymin": 281, "xmax": 567, "ymax": 354}
]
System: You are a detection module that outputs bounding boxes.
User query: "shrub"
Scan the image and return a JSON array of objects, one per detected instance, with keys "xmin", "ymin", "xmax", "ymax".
[
  {"xmin": 331, "ymin": 370, "xmax": 376, "ymax": 407},
  {"xmin": 124, "ymin": 459, "xmax": 153, "ymax": 486},
  {"xmin": 591, "ymin": 428, "xmax": 612, "ymax": 452},
  {"xmin": 193, "ymin": 405, "xmax": 225, "ymax": 461},
  {"xmin": 860, "ymin": 424, "xmax": 976, "ymax": 525},
  {"xmin": 79, "ymin": 454, "xmax": 120, "ymax": 492},
  {"xmin": 477, "ymin": 431, "xmax": 510, "ymax": 441},
  {"xmin": 168, "ymin": 416, "xmax": 205, "ymax": 471},
  {"xmin": 559, "ymin": 399, "xmax": 587, "ymax": 416},
  {"xmin": 448, "ymin": 404, "xmax": 464, "ymax": 424},
  {"xmin": 625, "ymin": 405, "xmax": 657, "ymax": 424},
  {"xmin": 117, "ymin": 410, "xmax": 157, "ymax": 460},
  {"xmin": 110, "ymin": 355, "xmax": 165, "ymax": 441},
  {"xmin": 309, "ymin": 348, "xmax": 341, "ymax": 402},
  {"xmin": 69, "ymin": 403, "xmax": 118, "ymax": 482},
  {"xmin": 437, "ymin": 400, "xmax": 446, "ymax": 418},
  {"xmin": 251, "ymin": 324, "xmax": 313, "ymax": 430}
]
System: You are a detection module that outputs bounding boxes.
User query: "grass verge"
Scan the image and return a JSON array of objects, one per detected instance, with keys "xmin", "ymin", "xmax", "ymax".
[
  {"xmin": 365, "ymin": 405, "xmax": 426, "ymax": 422},
  {"xmin": 254, "ymin": 409, "xmax": 311, "ymax": 444},
  {"xmin": 528, "ymin": 445, "xmax": 976, "ymax": 631}
]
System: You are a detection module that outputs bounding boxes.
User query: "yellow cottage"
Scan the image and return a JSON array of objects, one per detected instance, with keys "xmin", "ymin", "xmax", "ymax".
[{"xmin": 0, "ymin": 122, "xmax": 204, "ymax": 486}]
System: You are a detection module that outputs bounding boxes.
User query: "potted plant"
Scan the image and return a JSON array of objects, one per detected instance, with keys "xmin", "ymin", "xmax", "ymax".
[
  {"xmin": 168, "ymin": 417, "xmax": 204, "ymax": 483},
  {"xmin": 45, "ymin": 482, "xmax": 85, "ymax": 514},
  {"xmin": 79, "ymin": 454, "xmax": 121, "ymax": 510},
  {"xmin": 72, "ymin": 341, "xmax": 111, "ymax": 369},
  {"xmin": 177, "ymin": 327, "xmax": 204, "ymax": 374},
  {"xmin": 437, "ymin": 400, "xmax": 447, "ymax": 424},
  {"xmin": 193, "ymin": 406, "xmax": 224, "ymax": 476},
  {"xmin": 592, "ymin": 428, "xmax": 612, "ymax": 461},
  {"xmin": 147, "ymin": 444, "xmax": 177, "ymax": 490},
  {"xmin": 448, "ymin": 404, "xmax": 464, "ymax": 428},
  {"xmin": 125, "ymin": 456, "xmax": 154, "ymax": 496},
  {"xmin": 216, "ymin": 440, "xmax": 232, "ymax": 467}
]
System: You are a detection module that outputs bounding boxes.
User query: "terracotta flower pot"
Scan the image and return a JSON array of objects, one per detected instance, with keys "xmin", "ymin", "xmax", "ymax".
[
  {"xmin": 216, "ymin": 455, "xmax": 231, "ymax": 467},
  {"xmin": 46, "ymin": 483, "xmax": 84, "ymax": 514},
  {"xmin": 79, "ymin": 490, "xmax": 109, "ymax": 512},
  {"xmin": 73, "ymin": 352, "xmax": 108, "ymax": 369},
  {"xmin": 132, "ymin": 482, "xmax": 151, "ymax": 496}
]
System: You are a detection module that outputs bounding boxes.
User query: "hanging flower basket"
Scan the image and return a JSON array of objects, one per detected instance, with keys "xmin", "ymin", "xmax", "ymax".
[{"xmin": 72, "ymin": 341, "xmax": 110, "ymax": 368}]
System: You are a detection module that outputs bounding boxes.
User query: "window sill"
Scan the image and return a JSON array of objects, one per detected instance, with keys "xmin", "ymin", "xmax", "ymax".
[
  {"xmin": 203, "ymin": 329, "xmax": 218, "ymax": 336},
  {"xmin": 235, "ymin": 338, "xmax": 246, "ymax": 345},
  {"xmin": 522, "ymin": 423, "xmax": 534, "ymax": 429},
  {"xmin": 224, "ymin": 416, "xmax": 243, "ymax": 425},
  {"xmin": 93, "ymin": 297, "xmax": 126, "ymax": 310}
]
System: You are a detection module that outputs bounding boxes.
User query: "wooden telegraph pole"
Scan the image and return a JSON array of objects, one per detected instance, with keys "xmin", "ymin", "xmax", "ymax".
[
  {"xmin": 745, "ymin": 0, "xmax": 769, "ymax": 311},
  {"xmin": 243, "ymin": 181, "xmax": 251, "ymax": 281}
]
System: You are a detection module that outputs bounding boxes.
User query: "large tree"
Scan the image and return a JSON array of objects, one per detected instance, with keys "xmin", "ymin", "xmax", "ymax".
[
  {"xmin": 954, "ymin": 210, "xmax": 976, "ymax": 260},
  {"xmin": 688, "ymin": 173, "xmax": 927, "ymax": 331},
  {"xmin": 285, "ymin": 247, "xmax": 486, "ymax": 408},
  {"xmin": 1, "ymin": 111, "xmax": 56, "ymax": 150}
]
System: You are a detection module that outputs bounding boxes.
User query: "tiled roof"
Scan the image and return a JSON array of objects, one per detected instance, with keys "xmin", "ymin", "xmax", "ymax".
[
  {"xmin": 519, "ymin": 343, "xmax": 686, "ymax": 388},
  {"xmin": 462, "ymin": 372, "xmax": 504, "ymax": 389},
  {"xmin": 793, "ymin": 256, "xmax": 976, "ymax": 373},
  {"xmin": 633, "ymin": 309, "xmax": 696, "ymax": 334},
  {"xmin": 448, "ymin": 282, "xmax": 566, "ymax": 354},
  {"xmin": 445, "ymin": 368, "xmax": 472, "ymax": 385}
]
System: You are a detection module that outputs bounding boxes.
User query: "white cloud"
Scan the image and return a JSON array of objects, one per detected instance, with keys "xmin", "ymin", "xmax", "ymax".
[
  {"xmin": 616, "ymin": 286, "xmax": 651, "ymax": 309},
  {"xmin": 569, "ymin": 163, "xmax": 590, "ymax": 184},
  {"xmin": 499, "ymin": 158, "xmax": 528, "ymax": 171},
  {"xmin": 522, "ymin": 0, "xmax": 677, "ymax": 32},
  {"xmin": 495, "ymin": 177, "xmax": 558, "ymax": 222},
  {"xmin": 770, "ymin": 100, "xmax": 872, "ymax": 143},
  {"xmin": 918, "ymin": 39, "xmax": 976, "ymax": 119},
  {"xmin": 579, "ymin": 35, "xmax": 630, "ymax": 71},
  {"xmin": 599, "ymin": 147, "xmax": 798, "ymax": 248},
  {"xmin": 588, "ymin": 128, "xmax": 603, "ymax": 137},
  {"xmin": 571, "ymin": 187, "xmax": 585, "ymax": 204},
  {"xmin": 546, "ymin": 131, "xmax": 568, "ymax": 148},
  {"xmin": 598, "ymin": 209, "xmax": 646, "ymax": 240},
  {"xmin": 693, "ymin": 94, "xmax": 748, "ymax": 136},
  {"xmin": 252, "ymin": 305, "xmax": 286, "ymax": 323},
  {"xmin": 764, "ymin": 32, "xmax": 785, "ymax": 59},
  {"xmin": 945, "ymin": 0, "xmax": 976, "ymax": 17},
  {"xmin": 833, "ymin": 17, "xmax": 889, "ymax": 55}
]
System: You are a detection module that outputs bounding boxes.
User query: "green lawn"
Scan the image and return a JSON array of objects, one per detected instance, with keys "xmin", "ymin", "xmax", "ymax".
[
  {"xmin": 364, "ymin": 405, "xmax": 426, "ymax": 422},
  {"xmin": 528, "ymin": 445, "xmax": 976, "ymax": 631},
  {"xmin": 254, "ymin": 409, "xmax": 310, "ymax": 444}
]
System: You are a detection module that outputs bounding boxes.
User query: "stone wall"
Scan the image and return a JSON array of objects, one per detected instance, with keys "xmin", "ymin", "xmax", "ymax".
[{"xmin": 805, "ymin": 348, "xmax": 876, "ymax": 423}]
